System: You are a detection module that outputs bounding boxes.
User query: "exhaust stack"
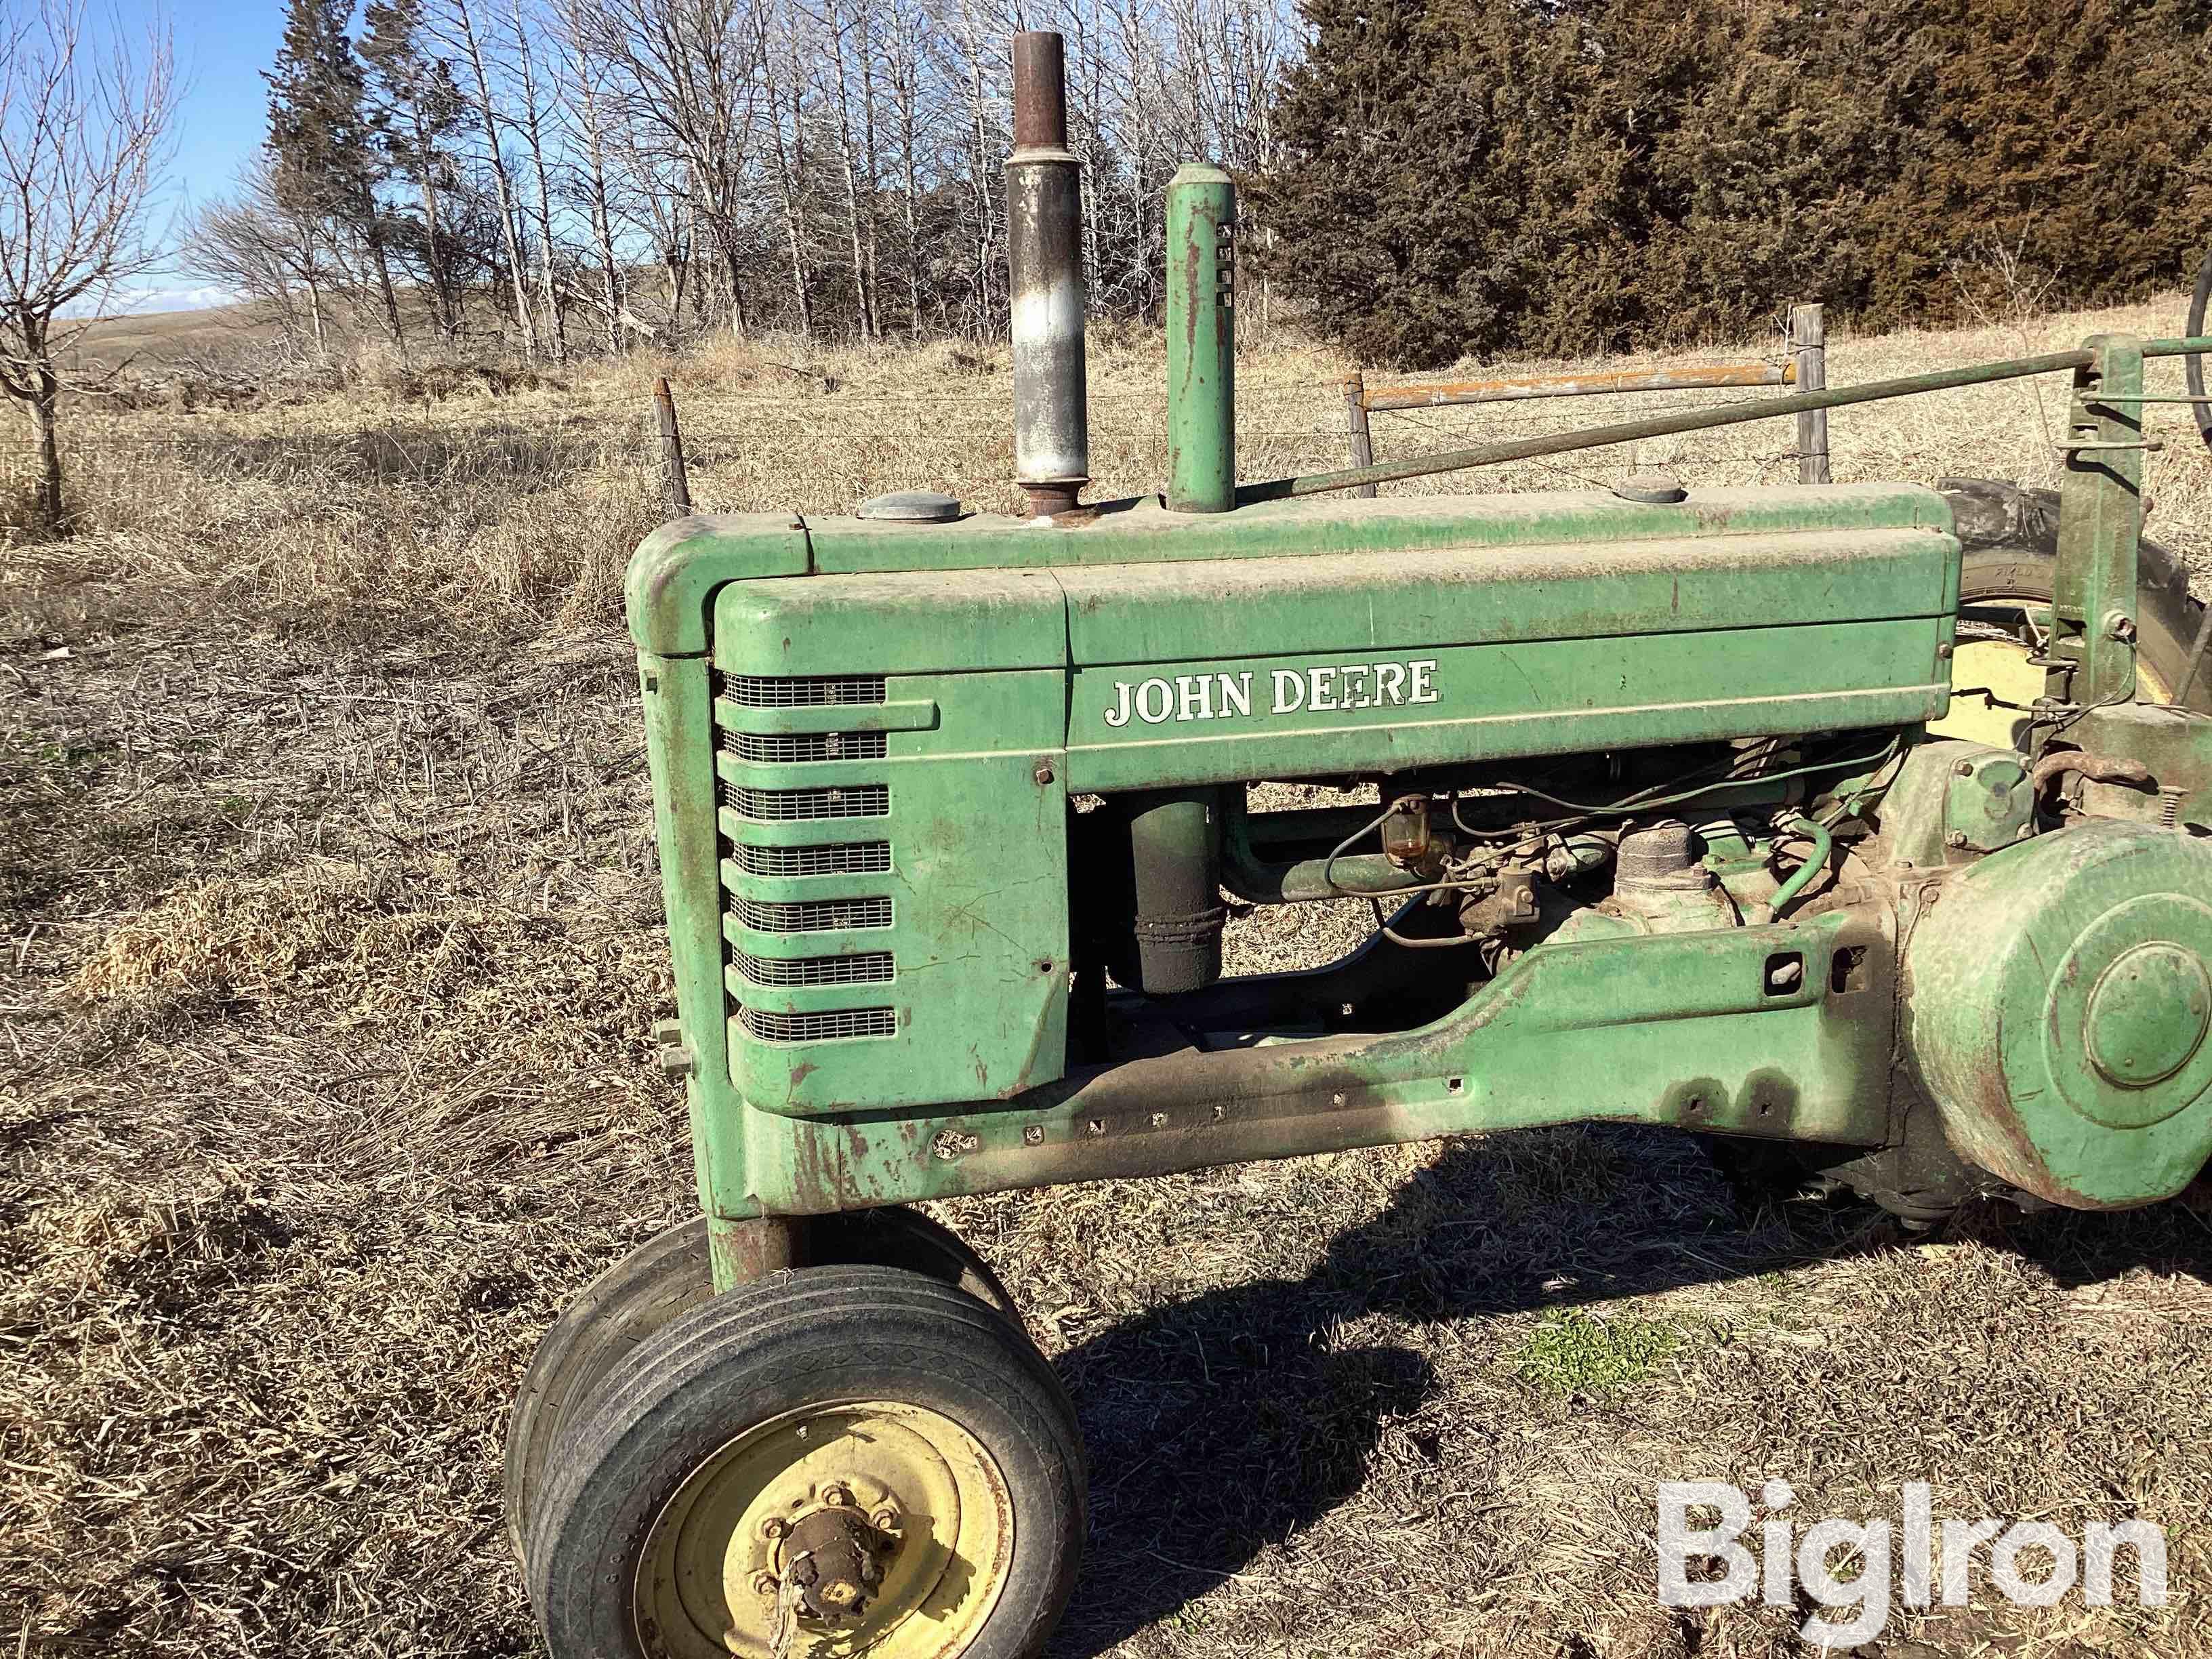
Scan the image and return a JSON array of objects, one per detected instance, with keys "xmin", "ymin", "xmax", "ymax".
[{"xmin": 1008, "ymin": 32, "xmax": 1088, "ymax": 518}]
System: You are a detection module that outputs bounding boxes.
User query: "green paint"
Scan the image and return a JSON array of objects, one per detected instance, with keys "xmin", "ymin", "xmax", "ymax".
[
  {"xmin": 636, "ymin": 650, "xmax": 750, "ymax": 1227},
  {"xmin": 619, "ymin": 325, "xmax": 2212, "ymax": 1242},
  {"xmin": 1165, "ymin": 164, "xmax": 1235, "ymax": 513},
  {"xmin": 2085, "ymin": 945, "xmax": 2211, "ymax": 1088},
  {"xmin": 625, "ymin": 511, "xmax": 809, "ymax": 657},
  {"xmin": 2050, "ymin": 337, "xmax": 2147, "ymax": 708},
  {"xmin": 1907, "ymin": 821, "xmax": 2212, "ymax": 1207},
  {"xmin": 1063, "ymin": 619, "xmax": 1946, "ymax": 793},
  {"xmin": 800, "ymin": 485, "xmax": 1953, "ymax": 579},
  {"xmin": 737, "ymin": 912, "xmax": 1896, "ymax": 1214}
]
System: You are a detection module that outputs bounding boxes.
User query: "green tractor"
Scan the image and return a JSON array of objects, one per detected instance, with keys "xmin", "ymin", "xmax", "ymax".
[{"xmin": 505, "ymin": 32, "xmax": 2212, "ymax": 1659}]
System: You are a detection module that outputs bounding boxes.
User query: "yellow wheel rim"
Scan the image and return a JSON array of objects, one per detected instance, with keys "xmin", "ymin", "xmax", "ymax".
[
  {"xmin": 1932, "ymin": 603, "xmax": 2175, "ymax": 750},
  {"xmin": 634, "ymin": 1400, "xmax": 1014, "ymax": 1659}
]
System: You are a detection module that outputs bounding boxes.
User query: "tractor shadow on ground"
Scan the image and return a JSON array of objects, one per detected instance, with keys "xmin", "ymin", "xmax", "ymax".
[{"xmin": 1044, "ymin": 1124, "xmax": 2212, "ymax": 1656}]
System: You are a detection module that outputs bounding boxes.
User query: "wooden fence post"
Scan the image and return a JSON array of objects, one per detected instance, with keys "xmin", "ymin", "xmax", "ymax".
[
  {"xmin": 655, "ymin": 375, "xmax": 693, "ymax": 517},
  {"xmin": 1790, "ymin": 304, "xmax": 1830, "ymax": 484},
  {"xmin": 1341, "ymin": 371, "xmax": 1378, "ymax": 499}
]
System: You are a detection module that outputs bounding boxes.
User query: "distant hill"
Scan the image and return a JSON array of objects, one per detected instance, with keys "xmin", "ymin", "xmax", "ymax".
[{"xmin": 72, "ymin": 295, "xmax": 285, "ymax": 367}]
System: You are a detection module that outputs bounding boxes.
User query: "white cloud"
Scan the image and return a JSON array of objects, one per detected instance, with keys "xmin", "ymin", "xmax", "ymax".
[{"xmin": 58, "ymin": 283, "xmax": 238, "ymax": 319}]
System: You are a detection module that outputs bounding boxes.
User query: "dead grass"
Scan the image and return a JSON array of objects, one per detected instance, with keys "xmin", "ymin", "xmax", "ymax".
[{"xmin": 7, "ymin": 303, "xmax": 2212, "ymax": 1659}]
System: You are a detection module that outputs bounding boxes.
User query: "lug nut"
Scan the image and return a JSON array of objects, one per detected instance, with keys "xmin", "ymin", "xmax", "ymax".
[
  {"xmin": 760, "ymin": 1517, "xmax": 790, "ymax": 1540},
  {"xmin": 821, "ymin": 1483, "xmax": 854, "ymax": 1509},
  {"xmin": 870, "ymin": 1506, "xmax": 901, "ymax": 1532},
  {"xmin": 752, "ymin": 1572, "xmax": 779, "ymax": 1597}
]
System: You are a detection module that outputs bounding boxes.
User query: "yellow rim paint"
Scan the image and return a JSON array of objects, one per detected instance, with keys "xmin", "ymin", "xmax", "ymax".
[
  {"xmin": 1932, "ymin": 606, "xmax": 2175, "ymax": 749},
  {"xmin": 634, "ymin": 1400, "xmax": 1013, "ymax": 1659}
]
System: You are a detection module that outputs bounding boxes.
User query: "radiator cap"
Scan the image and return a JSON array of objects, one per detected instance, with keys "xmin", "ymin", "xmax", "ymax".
[
  {"xmin": 858, "ymin": 489, "xmax": 962, "ymax": 523},
  {"xmin": 1614, "ymin": 471, "xmax": 1687, "ymax": 505}
]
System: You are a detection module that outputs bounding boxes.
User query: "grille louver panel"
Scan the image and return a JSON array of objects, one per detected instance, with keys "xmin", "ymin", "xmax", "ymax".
[
  {"xmin": 735, "ymin": 895, "xmax": 895, "ymax": 933},
  {"xmin": 723, "ymin": 783, "xmax": 890, "ymax": 821},
  {"xmin": 739, "ymin": 1004, "xmax": 897, "ymax": 1042},
  {"xmin": 714, "ymin": 675, "xmax": 899, "ymax": 1051},
  {"xmin": 730, "ymin": 841, "xmax": 892, "ymax": 878},
  {"xmin": 722, "ymin": 674, "xmax": 886, "ymax": 708},
  {"xmin": 723, "ymin": 729, "xmax": 889, "ymax": 764},
  {"xmin": 735, "ymin": 950, "xmax": 895, "ymax": 987}
]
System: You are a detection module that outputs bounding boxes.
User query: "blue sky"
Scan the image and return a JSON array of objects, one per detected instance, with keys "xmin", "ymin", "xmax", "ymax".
[{"xmin": 128, "ymin": 0, "xmax": 288, "ymax": 310}]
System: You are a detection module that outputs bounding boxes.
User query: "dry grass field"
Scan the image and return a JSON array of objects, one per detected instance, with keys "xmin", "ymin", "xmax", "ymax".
[{"xmin": 9, "ymin": 295, "xmax": 2212, "ymax": 1659}]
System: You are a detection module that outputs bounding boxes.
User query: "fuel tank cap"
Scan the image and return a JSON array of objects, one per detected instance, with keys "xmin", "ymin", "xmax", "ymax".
[
  {"xmin": 1614, "ymin": 471, "xmax": 1687, "ymax": 504},
  {"xmin": 858, "ymin": 489, "xmax": 962, "ymax": 523}
]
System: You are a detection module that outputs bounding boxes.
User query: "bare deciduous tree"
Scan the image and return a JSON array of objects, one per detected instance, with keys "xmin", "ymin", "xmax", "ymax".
[
  {"xmin": 435, "ymin": 0, "xmax": 540, "ymax": 355},
  {"xmin": 182, "ymin": 152, "xmax": 340, "ymax": 362},
  {"xmin": 0, "ymin": 0, "xmax": 177, "ymax": 527}
]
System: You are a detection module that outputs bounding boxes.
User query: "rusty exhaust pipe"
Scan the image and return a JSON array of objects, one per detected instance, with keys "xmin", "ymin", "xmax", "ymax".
[{"xmin": 1008, "ymin": 32, "xmax": 1088, "ymax": 518}]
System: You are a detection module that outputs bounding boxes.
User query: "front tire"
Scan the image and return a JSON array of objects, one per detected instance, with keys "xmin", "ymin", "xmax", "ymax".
[
  {"xmin": 505, "ymin": 1209, "xmax": 1022, "ymax": 1559},
  {"xmin": 522, "ymin": 1265, "xmax": 1086, "ymax": 1659}
]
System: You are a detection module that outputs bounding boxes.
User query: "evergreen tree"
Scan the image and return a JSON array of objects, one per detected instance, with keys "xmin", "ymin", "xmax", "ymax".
[
  {"xmin": 1261, "ymin": 0, "xmax": 2212, "ymax": 368},
  {"xmin": 361, "ymin": 0, "xmax": 467, "ymax": 340},
  {"xmin": 266, "ymin": 0, "xmax": 409, "ymax": 354}
]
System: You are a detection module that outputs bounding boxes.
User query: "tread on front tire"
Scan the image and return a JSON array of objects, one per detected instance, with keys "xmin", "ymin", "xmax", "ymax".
[
  {"xmin": 523, "ymin": 1264, "xmax": 1086, "ymax": 1659},
  {"xmin": 504, "ymin": 1208, "xmax": 1021, "ymax": 1561}
]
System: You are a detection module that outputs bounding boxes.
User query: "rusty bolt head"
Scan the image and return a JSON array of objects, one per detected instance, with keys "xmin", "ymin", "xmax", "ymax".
[
  {"xmin": 751, "ymin": 1572, "xmax": 779, "ymax": 1598},
  {"xmin": 1033, "ymin": 762, "xmax": 1056, "ymax": 787},
  {"xmin": 2110, "ymin": 614, "xmax": 2139, "ymax": 642},
  {"xmin": 821, "ymin": 1483, "xmax": 854, "ymax": 1509},
  {"xmin": 1022, "ymin": 1124, "xmax": 1044, "ymax": 1146},
  {"xmin": 1954, "ymin": 759, "xmax": 1975, "ymax": 777},
  {"xmin": 1946, "ymin": 830, "xmax": 1969, "ymax": 848},
  {"xmin": 1936, "ymin": 642, "xmax": 1954, "ymax": 659},
  {"xmin": 760, "ymin": 1516, "xmax": 790, "ymax": 1541}
]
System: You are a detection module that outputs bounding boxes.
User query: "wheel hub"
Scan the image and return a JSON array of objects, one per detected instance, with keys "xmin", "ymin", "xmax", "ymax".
[
  {"xmin": 773, "ymin": 1498, "xmax": 898, "ymax": 1623},
  {"xmin": 2085, "ymin": 942, "xmax": 2212, "ymax": 1089},
  {"xmin": 636, "ymin": 1399, "xmax": 1014, "ymax": 1659}
]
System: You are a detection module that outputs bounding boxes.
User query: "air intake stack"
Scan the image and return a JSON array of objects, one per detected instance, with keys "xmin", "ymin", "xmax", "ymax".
[
  {"xmin": 1166, "ymin": 164, "xmax": 1237, "ymax": 512},
  {"xmin": 1008, "ymin": 32, "xmax": 1089, "ymax": 518}
]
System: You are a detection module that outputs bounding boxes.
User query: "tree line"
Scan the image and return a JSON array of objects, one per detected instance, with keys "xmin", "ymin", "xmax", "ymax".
[
  {"xmin": 194, "ymin": 0, "xmax": 1298, "ymax": 363},
  {"xmin": 1261, "ymin": 0, "xmax": 2212, "ymax": 369}
]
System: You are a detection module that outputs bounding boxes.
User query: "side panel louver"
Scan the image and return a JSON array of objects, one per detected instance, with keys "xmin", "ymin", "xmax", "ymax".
[
  {"xmin": 733, "ymin": 896, "xmax": 895, "ymax": 934},
  {"xmin": 738, "ymin": 1005, "xmax": 898, "ymax": 1042},
  {"xmin": 721, "ymin": 674, "xmax": 886, "ymax": 707},
  {"xmin": 724, "ymin": 730, "xmax": 889, "ymax": 764},
  {"xmin": 735, "ymin": 950, "xmax": 895, "ymax": 987},
  {"xmin": 722, "ymin": 783, "xmax": 890, "ymax": 821},
  {"xmin": 729, "ymin": 841, "xmax": 892, "ymax": 878},
  {"xmin": 715, "ymin": 673, "xmax": 900, "ymax": 1053}
]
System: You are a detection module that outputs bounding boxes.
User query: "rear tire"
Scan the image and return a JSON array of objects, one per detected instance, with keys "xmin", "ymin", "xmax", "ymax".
[
  {"xmin": 1939, "ymin": 478, "xmax": 2207, "ymax": 715},
  {"xmin": 523, "ymin": 1265, "xmax": 1085, "ymax": 1659}
]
